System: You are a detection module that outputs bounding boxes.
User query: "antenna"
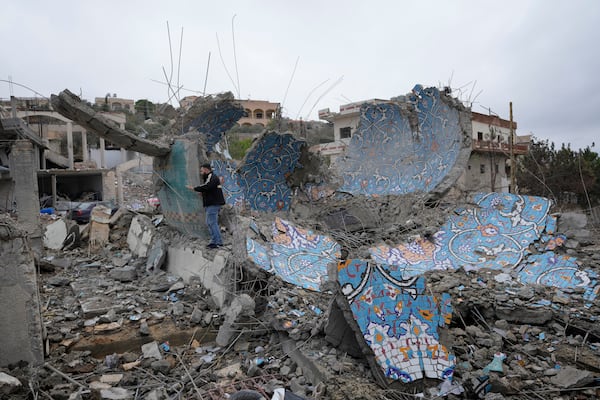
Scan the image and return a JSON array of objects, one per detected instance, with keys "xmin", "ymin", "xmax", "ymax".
[
  {"xmin": 281, "ymin": 56, "xmax": 299, "ymax": 117},
  {"xmin": 231, "ymin": 14, "xmax": 241, "ymax": 99}
]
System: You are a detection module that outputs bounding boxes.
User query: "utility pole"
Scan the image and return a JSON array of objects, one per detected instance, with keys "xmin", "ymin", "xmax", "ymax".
[{"xmin": 509, "ymin": 102, "xmax": 516, "ymax": 193}]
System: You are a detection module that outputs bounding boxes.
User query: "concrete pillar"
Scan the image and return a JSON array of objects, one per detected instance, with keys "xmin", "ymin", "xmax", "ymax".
[
  {"xmin": 117, "ymin": 170, "xmax": 124, "ymax": 206},
  {"xmin": 11, "ymin": 140, "xmax": 41, "ymax": 237},
  {"xmin": 41, "ymin": 149, "xmax": 47, "ymax": 170},
  {"xmin": 51, "ymin": 174, "xmax": 57, "ymax": 207},
  {"xmin": 67, "ymin": 121, "xmax": 74, "ymax": 169},
  {"xmin": 99, "ymin": 138, "xmax": 106, "ymax": 169},
  {"xmin": 0, "ymin": 222, "xmax": 44, "ymax": 367},
  {"xmin": 81, "ymin": 128, "xmax": 88, "ymax": 162},
  {"xmin": 34, "ymin": 146, "xmax": 41, "ymax": 171},
  {"xmin": 119, "ymin": 122, "xmax": 127, "ymax": 165}
]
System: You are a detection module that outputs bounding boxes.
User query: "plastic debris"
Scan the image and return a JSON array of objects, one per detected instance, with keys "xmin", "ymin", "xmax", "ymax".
[{"xmin": 483, "ymin": 352, "xmax": 506, "ymax": 374}]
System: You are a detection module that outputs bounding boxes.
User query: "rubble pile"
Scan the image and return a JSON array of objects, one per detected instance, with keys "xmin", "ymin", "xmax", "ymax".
[
  {"xmin": 3, "ymin": 196, "xmax": 600, "ymax": 399},
  {"xmin": 3, "ymin": 86, "xmax": 600, "ymax": 399}
]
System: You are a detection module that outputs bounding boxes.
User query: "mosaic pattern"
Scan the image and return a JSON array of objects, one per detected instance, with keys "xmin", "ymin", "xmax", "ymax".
[
  {"xmin": 516, "ymin": 253, "xmax": 599, "ymax": 302},
  {"xmin": 184, "ymin": 100, "xmax": 245, "ymax": 152},
  {"xmin": 371, "ymin": 193, "xmax": 553, "ymax": 274},
  {"xmin": 246, "ymin": 218, "xmax": 341, "ymax": 291},
  {"xmin": 211, "ymin": 159, "xmax": 246, "ymax": 207},
  {"xmin": 238, "ymin": 132, "xmax": 305, "ymax": 211},
  {"xmin": 370, "ymin": 193, "xmax": 600, "ymax": 301},
  {"xmin": 335, "ymin": 85, "xmax": 469, "ymax": 196},
  {"xmin": 337, "ymin": 260, "xmax": 455, "ymax": 382}
]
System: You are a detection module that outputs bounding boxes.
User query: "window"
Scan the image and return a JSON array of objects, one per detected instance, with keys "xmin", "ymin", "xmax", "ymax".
[
  {"xmin": 340, "ymin": 127, "xmax": 352, "ymax": 139},
  {"xmin": 477, "ymin": 131, "xmax": 483, "ymax": 141},
  {"xmin": 480, "ymin": 164, "xmax": 485, "ymax": 174}
]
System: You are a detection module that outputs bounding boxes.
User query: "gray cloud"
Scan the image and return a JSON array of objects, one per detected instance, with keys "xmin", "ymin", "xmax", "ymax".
[{"xmin": 1, "ymin": 0, "xmax": 599, "ymax": 149}]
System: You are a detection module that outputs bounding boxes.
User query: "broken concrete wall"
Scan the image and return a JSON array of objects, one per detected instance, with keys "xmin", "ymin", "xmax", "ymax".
[
  {"xmin": 0, "ymin": 217, "xmax": 43, "ymax": 367},
  {"xmin": 332, "ymin": 85, "xmax": 472, "ymax": 198},
  {"xmin": 154, "ymin": 139, "xmax": 210, "ymax": 239},
  {"xmin": 166, "ymin": 245, "xmax": 231, "ymax": 309}
]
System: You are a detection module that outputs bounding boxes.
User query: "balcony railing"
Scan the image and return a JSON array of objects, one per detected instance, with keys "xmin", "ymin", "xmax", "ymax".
[{"xmin": 472, "ymin": 140, "xmax": 528, "ymax": 155}]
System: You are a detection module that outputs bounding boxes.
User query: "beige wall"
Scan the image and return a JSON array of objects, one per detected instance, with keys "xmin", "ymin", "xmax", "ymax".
[
  {"xmin": 458, "ymin": 152, "xmax": 510, "ymax": 193},
  {"xmin": 237, "ymin": 99, "xmax": 279, "ymax": 127}
]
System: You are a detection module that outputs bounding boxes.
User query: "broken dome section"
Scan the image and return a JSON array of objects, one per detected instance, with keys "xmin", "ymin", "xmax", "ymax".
[
  {"xmin": 370, "ymin": 192, "xmax": 600, "ymax": 301},
  {"xmin": 176, "ymin": 92, "xmax": 245, "ymax": 153},
  {"xmin": 334, "ymin": 259, "xmax": 455, "ymax": 384},
  {"xmin": 237, "ymin": 132, "xmax": 305, "ymax": 212},
  {"xmin": 246, "ymin": 217, "xmax": 341, "ymax": 291},
  {"xmin": 333, "ymin": 85, "xmax": 471, "ymax": 197},
  {"xmin": 211, "ymin": 159, "xmax": 245, "ymax": 207}
]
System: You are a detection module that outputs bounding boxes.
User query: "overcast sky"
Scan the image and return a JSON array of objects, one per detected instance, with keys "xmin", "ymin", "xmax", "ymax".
[{"xmin": 1, "ymin": 1, "xmax": 599, "ymax": 149}]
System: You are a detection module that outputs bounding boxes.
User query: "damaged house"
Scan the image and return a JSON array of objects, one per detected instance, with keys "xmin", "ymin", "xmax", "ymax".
[{"xmin": 1, "ymin": 84, "xmax": 600, "ymax": 399}]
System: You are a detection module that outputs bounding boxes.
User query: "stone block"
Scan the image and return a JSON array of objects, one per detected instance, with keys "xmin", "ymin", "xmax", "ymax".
[
  {"xmin": 127, "ymin": 215, "xmax": 155, "ymax": 257},
  {"xmin": 109, "ymin": 266, "xmax": 137, "ymax": 282},
  {"xmin": 558, "ymin": 212, "xmax": 588, "ymax": 231},
  {"xmin": 550, "ymin": 366, "xmax": 593, "ymax": 388},
  {"xmin": 146, "ymin": 239, "xmax": 167, "ymax": 272},
  {"xmin": 495, "ymin": 307, "xmax": 553, "ymax": 325},
  {"xmin": 166, "ymin": 245, "xmax": 230, "ymax": 309},
  {"xmin": 43, "ymin": 219, "xmax": 68, "ymax": 250},
  {"xmin": 90, "ymin": 220, "xmax": 110, "ymax": 250}
]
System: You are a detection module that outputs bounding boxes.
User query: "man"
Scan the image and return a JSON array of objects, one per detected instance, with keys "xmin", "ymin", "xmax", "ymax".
[{"xmin": 186, "ymin": 163, "xmax": 225, "ymax": 248}]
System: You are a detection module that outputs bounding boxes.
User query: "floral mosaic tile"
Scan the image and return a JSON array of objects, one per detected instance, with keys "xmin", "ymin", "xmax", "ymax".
[
  {"xmin": 337, "ymin": 259, "xmax": 455, "ymax": 382},
  {"xmin": 335, "ymin": 85, "xmax": 469, "ymax": 196},
  {"xmin": 246, "ymin": 218, "xmax": 341, "ymax": 291}
]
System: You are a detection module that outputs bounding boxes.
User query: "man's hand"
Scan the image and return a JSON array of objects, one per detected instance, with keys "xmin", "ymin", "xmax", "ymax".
[{"xmin": 186, "ymin": 185, "xmax": 194, "ymax": 190}]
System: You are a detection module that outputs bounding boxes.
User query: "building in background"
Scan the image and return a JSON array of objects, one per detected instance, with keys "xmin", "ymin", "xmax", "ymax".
[
  {"xmin": 180, "ymin": 97, "xmax": 280, "ymax": 128},
  {"xmin": 94, "ymin": 94, "xmax": 135, "ymax": 112}
]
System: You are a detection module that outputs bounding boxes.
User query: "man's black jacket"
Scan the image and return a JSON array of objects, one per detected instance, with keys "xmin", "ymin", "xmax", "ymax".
[{"xmin": 193, "ymin": 172, "xmax": 226, "ymax": 207}]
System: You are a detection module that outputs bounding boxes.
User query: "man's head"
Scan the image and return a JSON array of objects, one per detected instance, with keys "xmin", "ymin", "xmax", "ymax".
[{"xmin": 200, "ymin": 163, "xmax": 212, "ymax": 175}]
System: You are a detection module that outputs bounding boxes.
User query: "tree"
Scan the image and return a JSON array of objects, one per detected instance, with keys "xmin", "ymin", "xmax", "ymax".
[
  {"xmin": 517, "ymin": 138, "xmax": 599, "ymax": 206},
  {"xmin": 134, "ymin": 99, "xmax": 156, "ymax": 119},
  {"xmin": 228, "ymin": 136, "xmax": 253, "ymax": 160}
]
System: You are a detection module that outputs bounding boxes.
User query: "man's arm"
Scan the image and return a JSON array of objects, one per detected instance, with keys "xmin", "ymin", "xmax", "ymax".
[{"xmin": 187, "ymin": 174, "xmax": 218, "ymax": 193}]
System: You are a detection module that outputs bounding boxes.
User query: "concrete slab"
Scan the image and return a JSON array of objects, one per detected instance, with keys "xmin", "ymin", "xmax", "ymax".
[
  {"xmin": 127, "ymin": 215, "xmax": 154, "ymax": 257},
  {"xmin": 166, "ymin": 245, "xmax": 230, "ymax": 309},
  {"xmin": 43, "ymin": 218, "xmax": 68, "ymax": 250}
]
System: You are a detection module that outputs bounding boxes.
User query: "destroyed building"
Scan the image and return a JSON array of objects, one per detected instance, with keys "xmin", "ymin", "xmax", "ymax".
[{"xmin": 1, "ymin": 84, "xmax": 600, "ymax": 400}]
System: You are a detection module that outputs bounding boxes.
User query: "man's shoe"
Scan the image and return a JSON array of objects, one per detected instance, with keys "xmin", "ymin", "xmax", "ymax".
[{"xmin": 207, "ymin": 243, "xmax": 219, "ymax": 249}]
